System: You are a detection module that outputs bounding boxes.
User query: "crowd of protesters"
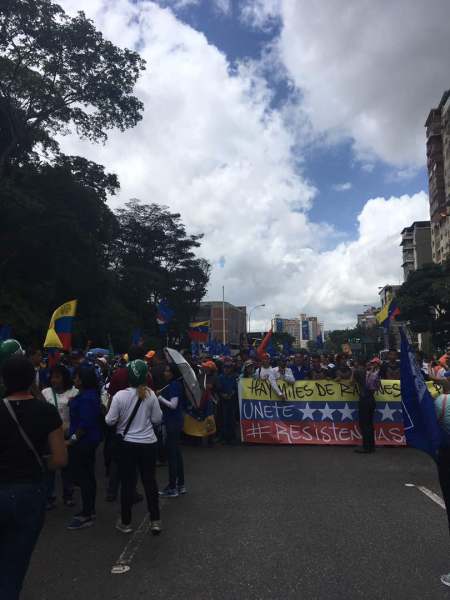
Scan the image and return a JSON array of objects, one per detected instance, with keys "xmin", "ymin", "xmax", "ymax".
[{"xmin": 3, "ymin": 337, "xmax": 450, "ymax": 597}]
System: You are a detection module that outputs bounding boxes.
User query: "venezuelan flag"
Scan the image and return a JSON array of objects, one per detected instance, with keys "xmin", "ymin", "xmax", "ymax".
[
  {"xmin": 44, "ymin": 300, "xmax": 77, "ymax": 351},
  {"xmin": 376, "ymin": 299, "xmax": 400, "ymax": 330},
  {"xmin": 188, "ymin": 321, "xmax": 210, "ymax": 343}
]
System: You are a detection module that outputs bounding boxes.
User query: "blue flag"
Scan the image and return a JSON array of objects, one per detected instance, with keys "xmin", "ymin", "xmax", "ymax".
[
  {"xmin": 400, "ymin": 327, "xmax": 443, "ymax": 460},
  {"xmin": 131, "ymin": 329, "xmax": 142, "ymax": 345},
  {"xmin": 156, "ymin": 300, "xmax": 174, "ymax": 333},
  {"xmin": 0, "ymin": 325, "xmax": 12, "ymax": 342}
]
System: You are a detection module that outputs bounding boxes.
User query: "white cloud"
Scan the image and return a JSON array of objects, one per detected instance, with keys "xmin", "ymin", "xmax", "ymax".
[
  {"xmin": 57, "ymin": 0, "xmax": 430, "ymax": 330},
  {"xmin": 154, "ymin": 0, "xmax": 230, "ymax": 15},
  {"xmin": 332, "ymin": 182, "xmax": 352, "ymax": 192},
  {"xmin": 240, "ymin": 0, "xmax": 281, "ymax": 29},
  {"xmin": 245, "ymin": 0, "xmax": 450, "ymax": 167}
]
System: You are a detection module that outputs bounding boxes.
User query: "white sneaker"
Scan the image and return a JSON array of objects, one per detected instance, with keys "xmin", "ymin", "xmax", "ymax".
[
  {"xmin": 441, "ymin": 573, "xmax": 450, "ymax": 587},
  {"xmin": 116, "ymin": 519, "xmax": 133, "ymax": 534},
  {"xmin": 150, "ymin": 520, "xmax": 162, "ymax": 535}
]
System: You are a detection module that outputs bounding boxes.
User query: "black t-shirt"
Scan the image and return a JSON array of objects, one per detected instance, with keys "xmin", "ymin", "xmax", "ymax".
[{"xmin": 0, "ymin": 398, "xmax": 62, "ymax": 483}]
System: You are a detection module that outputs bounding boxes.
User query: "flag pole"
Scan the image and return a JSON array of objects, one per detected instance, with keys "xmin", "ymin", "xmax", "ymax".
[{"xmin": 222, "ymin": 285, "xmax": 226, "ymax": 345}]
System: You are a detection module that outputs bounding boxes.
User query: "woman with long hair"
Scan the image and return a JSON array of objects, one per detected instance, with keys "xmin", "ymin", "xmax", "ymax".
[
  {"xmin": 106, "ymin": 359, "xmax": 163, "ymax": 534},
  {"xmin": 66, "ymin": 366, "xmax": 102, "ymax": 530},
  {"xmin": 42, "ymin": 365, "xmax": 78, "ymax": 508},
  {"xmin": 0, "ymin": 355, "xmax": 67, "ymax": 599}
]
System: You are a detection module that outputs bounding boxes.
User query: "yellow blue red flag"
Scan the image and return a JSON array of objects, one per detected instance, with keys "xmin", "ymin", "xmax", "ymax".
[{"xmin": 44, "ymin": 300, "xmax": 77, "ymax": 350}]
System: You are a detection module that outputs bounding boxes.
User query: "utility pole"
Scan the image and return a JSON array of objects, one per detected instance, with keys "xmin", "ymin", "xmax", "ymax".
[{"xmin": 222, "ymin": 286, "xmax": 226, "ymax": 345}]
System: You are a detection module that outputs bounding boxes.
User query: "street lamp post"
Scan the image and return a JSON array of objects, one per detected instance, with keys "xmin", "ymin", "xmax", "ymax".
[{"xmin": 248, "ymin": 304, "xmax": 266, "ymax": 334}]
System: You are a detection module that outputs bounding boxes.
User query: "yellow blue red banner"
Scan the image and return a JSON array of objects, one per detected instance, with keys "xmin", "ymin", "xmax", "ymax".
[{"xmin": 239, "ymin": 378, "xmax": 440, "ymax": 446}]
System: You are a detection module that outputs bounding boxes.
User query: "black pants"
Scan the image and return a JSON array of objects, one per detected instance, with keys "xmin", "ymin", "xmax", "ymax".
[
  {"xmin": 69, "ymin": 442, "xmax": 97, "ymax": 517},
  {"xmin": 221, "ymin": 399, "xmax": 236, "ymax": 443},
  {"xmin": 358, "ymin": 392, "xmax": 375, "ymax": 451},
  {"xmin": 437, "ymin": 446, "xmax": 450, "ymax": 536},
  {"xmin": 119, "ymin": 441, "xmax": 159, "ymax": 525},
  {"xmin": 0, "ymin": 481, "xmax": 46, "ymax": 600},
  {"xmin": 166, "ymin": 428, "xmax": 185, "ymax": 489}
]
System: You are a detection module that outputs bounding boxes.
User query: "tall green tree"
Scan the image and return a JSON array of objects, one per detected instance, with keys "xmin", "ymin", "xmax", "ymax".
[
  {"xmin": 396, "ymin": 261, "xmax": 450, "ymax": 350},
  {"xmin": 0, "ymin": 0, "xmax": 145, "ymax": 174},
  {"xmin": 110, "ymin": 200, "xmax": 210, "ymax": 341}
]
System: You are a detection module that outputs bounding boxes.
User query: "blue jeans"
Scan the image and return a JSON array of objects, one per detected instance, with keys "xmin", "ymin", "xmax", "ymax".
[{"xmin": 0, "ymin": 481, "xmax": 47, "ymax": 600}]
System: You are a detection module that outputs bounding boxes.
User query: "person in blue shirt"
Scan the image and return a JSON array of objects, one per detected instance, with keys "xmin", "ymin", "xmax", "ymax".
[
  {"xmin": 291, "ymin": 352, "xmax": 310, "ymax": 381},
  {"xmin": 157, "ymin": 364, "xmax": 185, "ymax": 498},
  {"xmin": 66, "ymin": 366, "xmax": 102, "ymax": 530},
  {"xmin": 217, "ymin": 360, "xmax": 238, "ymax": 444}
]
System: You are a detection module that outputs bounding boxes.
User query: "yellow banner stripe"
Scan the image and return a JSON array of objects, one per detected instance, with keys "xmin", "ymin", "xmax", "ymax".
[{"xmin": 239, "ymin": 379, "xmax": 440, "ymax": 403}]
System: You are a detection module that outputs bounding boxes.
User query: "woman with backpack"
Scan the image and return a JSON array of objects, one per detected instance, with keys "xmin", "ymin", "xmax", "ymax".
[{"xmin": 106, "ymin": 359, "xmax": 163, "ymax": 534}]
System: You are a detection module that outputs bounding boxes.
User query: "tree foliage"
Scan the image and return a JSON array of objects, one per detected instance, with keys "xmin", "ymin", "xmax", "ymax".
[
  {"xmin": 0, "ymin": 0, "xmax": 145, "ymax": 173},
  {"xmin": 0, "ymin": 0, "xmax": 210, "ymax": 351},
  {"xmin": 396, "ymin": 261, "xmax": 450, "ymax": 349}
]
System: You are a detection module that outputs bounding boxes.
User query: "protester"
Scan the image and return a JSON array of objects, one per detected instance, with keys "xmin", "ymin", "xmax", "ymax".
[
  {"xmin": 380, "ymin": 349, "xmax": 400, "ymax": 380},
  {"xmin": 351, "ymin": 358, "xmax": 377, "ymax": 454},
  {"xmin": 290, "ymin": 352, "xmax": 310, "ymax": 381},
  {"xmin": 0, "ymin": 355, "xmax": 67, "ymax": 599},
  {"xmin": 106, "ymin": 360, "xmax": 163, "ymax": 535},
  {"xmin": 66, "ymin": 366, "xmax": 102, "ymax": 530},
  {"xmin": 273, "ymin": 357, "xmax": 295, "ymax": 384},
  {"xmin": 158, "ymin": 363, "xmax": 186, "ymax": 497},
  {"xmin": 334, "ymin": 354, "xmax": 352, "ymax": 381},
  {"xmin": 438, "ymin": 346, "xmax": 450, "ymax": 372},
  {"xmin": 254, "ymin": 353, "xmax": 286, "ymax": 399},
  {"xmin": 105, "ymin": 345, "xmax": 153, "ymax": 502},
  {"xmin": 217, "ymin": 359, "xmax": 238, "ymax": 444},
  {"xmin": 42, "ymin": 365, "xmax": 78, "ymax": 508},
  {"xmin": 199, "ymin": 360, "xmax": 220, "ymax": 445},
  {"xmin": 309, "ymin": 354, "xmax": 329, "ymax": 380},
  {"xmin": 241, "ymin": 359, "xmax": 255, "ymax": 379}
]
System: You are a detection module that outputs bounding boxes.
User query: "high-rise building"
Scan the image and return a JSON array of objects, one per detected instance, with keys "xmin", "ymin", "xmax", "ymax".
[
  {"xmin": 357, "ymin": 307, "xmax": 378, "ymax": 329},
  {"xmin": 400, "ymin": 221, "xmax": 432, "ymax": 280},
  {"xmin": 272, "ymin": 313, "xmax": 322, "ymax": 349},
  {"xmin": 195, "ymin": 301, "xmax": 246, "ymax": 346},
  {"xmin": 425, "ymin": 90, "xmax": 450, "ymax": 263}
]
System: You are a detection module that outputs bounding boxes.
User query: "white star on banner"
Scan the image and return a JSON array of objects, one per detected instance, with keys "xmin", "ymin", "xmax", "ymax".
[
  {"xmin": 378, "ymin": 403, "xmax": 397, "ymax": 421},
  {"xmin": 318, "ymin": 403, "xmax": 336, "ymax": 421},
  {"xmin": 300, "ymin": 403, "xmax": 316, "ymax": 420},
  {"xmin": 338, "ymin": 403, "xmax": 356, "ymax": 422}
]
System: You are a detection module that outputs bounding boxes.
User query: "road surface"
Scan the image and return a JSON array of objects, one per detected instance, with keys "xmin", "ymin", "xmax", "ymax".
[{"xmin": 22, "ymin": 443, "xmax": 450, "ymax": 600}]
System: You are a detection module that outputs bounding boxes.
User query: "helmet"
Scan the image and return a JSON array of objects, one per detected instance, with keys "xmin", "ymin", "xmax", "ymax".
[
  {"xmin": 128, "ymin": 359, "xmax": 148, "ymax": 387},
  {"xmin": 0, "ymin": 339, "xmax": 24, "ymax": 366}
]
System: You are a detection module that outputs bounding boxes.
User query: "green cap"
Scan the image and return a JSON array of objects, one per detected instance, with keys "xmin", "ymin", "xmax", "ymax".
[
  {"xmin": 0, "ymin": 339, "xmax": 24, "ymax": 366},
  {"xmin": 128, "ymin": 359, "xmax": 148, "ymax": 387}
]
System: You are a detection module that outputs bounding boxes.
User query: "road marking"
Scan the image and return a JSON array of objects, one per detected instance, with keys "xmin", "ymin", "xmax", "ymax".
[
  {"xmin": 111, "ymin": 498, "xmax": 167, "ymax": 575},
  {"xmin": 111, "ymin": 514, "xmax": 150, "ymax": 574},
  {"xmin": 404, "ymin": 483, "xmax": 446, "ymax": 510}
]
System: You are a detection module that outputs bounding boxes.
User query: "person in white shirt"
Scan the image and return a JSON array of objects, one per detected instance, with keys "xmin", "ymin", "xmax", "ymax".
[
  {"xmin": 42, "ymin": 365, "xmax": 78, "ymax": 507},
  {"xmin": 106, "ymin": 359, "xmax": 162, "ymax": 535},
  {"xmin": 273, "ymin": 357, "xmax": 295, "ymax": 384},
  {"xmin": 254, "ymin": 353, "xmax": 286, "ymax": 399}
]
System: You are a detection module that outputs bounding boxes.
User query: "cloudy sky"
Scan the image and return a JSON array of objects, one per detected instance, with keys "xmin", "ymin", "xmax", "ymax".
[{"xmin": 58, "ymin": 0, "xmax": 450, "ymax": 330}]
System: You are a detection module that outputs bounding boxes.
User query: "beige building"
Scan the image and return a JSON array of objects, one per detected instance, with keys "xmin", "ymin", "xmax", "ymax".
[
  {"xmin": 400, "ymin": 221, "xmax": 432, "ymax": 281},
  {"xmin": 425, "ymin": 90, "xmax": 450, "ymax": 263}
]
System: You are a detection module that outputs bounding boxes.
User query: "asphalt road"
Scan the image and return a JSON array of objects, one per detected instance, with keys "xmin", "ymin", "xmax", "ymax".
[{"xmin": 22, "ymin": 443, "xmax": 450, "ymax": 600}]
